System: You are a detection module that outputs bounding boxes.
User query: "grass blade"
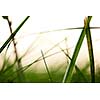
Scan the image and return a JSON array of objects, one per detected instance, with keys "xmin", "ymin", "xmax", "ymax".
[
  {"xmin": 48, "ymin": 39, "xmax": 88, "ymax": 82},
  {"xmin": 0, "ymin": 16, "xmax": 30, "ymax": 53},
  {"xmin": 60, "ymin": 48, "xmax": 88, "ymax": 82},
  {"xmin": 41, "ymin": 50, "xmax": 53, "ymax": 82},
  {"xmin": 0, "ymin": 41, "xmax": 12, "ymax": 72},
  {"xmin": 62, "ymin": 16, "xmax": 92, "ymax": 82},
  {"xmin": 38, "ymin": 27, "xmax": 100, "ymax": 35},
  {"xmin": 7, "ymin": 17, "xmax": 25, "ymax": 82},
  {"xmin": 85, "ymin": 16, "xmax": 95, "ymax": 82}
]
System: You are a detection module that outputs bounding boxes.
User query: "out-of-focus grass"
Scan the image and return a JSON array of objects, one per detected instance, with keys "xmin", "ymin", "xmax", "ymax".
[
  {"xmin": 0, "ymin": 58, "xmax": 100, "ymax": 83},
  {"xmin": 0, "ymin": 16, "xmax": 100, "ymax": 83},
  {"xmin": 18, "ymin": 65, "xmax": 100, "ymax": 83}
]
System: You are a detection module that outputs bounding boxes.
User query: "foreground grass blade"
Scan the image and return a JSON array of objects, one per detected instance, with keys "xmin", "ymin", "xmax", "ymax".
[
  {"xmin": 62, "ymin": 16, "xmax": 92, "ymax": 83},
  {"xmin": 48, "ymin": 39, "xmax": 88, "ymax": 82},
  {"xmin": 85, "ymin": 16, "xmax": 95, "ymax": 82},
  {"xmin": 0, "ymin": 16, "xmax": 30, "ymax": 53},
  {"xmin": 60, "ymin": 48, "xmax": 88, "ymax": 82},
  {"xmin": 41, "ymin": 50, "xmax": 53, "ymax": 82}
]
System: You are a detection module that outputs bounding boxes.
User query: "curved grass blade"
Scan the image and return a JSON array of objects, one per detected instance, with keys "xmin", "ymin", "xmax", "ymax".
[
  {"xmin": 38, "ymin": 27, "xmax": 100, "ymax": 34},
  {"xmin": 0, "ymin": 16, "xmax": 30, "ymax": 53},
  {"xmin": 62, "ymin": 16, "xmax": 92, "ymax": 83},
  {"xmin": 85, "ymin": 16, "xmax": 95, "ymax": 82}
]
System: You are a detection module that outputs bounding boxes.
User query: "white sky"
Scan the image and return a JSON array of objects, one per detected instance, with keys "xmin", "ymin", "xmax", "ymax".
[
  {"xmin": 0, "ymin": 0, "xmax": 100, "ymax": 68},
  {"xmin": 0, "ymin": 16, "xmax": 100, "ymax": 68}
]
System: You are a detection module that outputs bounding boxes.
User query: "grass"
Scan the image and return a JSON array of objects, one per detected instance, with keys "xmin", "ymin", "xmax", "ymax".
[
  {"xmin": 85, "ymin": 17, "xmax": 95, "ymax": 82},
  {"xmin": 62, "ymin": 16, "xmax": 92, "ymax": 82},
  {"xmin": 0, "ymin": 16, "xmax": 99, "ymax": 83},
  {"xmin": 0, "ymin": 16, "xmax": 30, "ymax": 53},
  {"xmin": 41, "ymin": 50, "xmax": 53, "ymax": 82}
]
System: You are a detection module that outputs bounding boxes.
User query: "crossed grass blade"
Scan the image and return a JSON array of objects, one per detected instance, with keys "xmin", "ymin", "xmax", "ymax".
[
  {"xmin": 59, "ymin": 48, "xmax": 88, "ymax": 82},
  {"xmin": 41, "ymin": 50, "xmax": 53, "ymax": 82},
  {"xmin": 0, "ymin": 16, "xmax": 30, "ymax": 53},
  {"xmin": 47, "ymin": 38, "xmax": 88, "ymax": 82},
  {"xmin": 62, "ymin": 16, "xmax": 92, "ymax": 83}
]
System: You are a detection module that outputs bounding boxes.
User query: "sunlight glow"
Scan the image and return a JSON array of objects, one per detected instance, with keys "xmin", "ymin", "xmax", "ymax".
[{"xmin": 0, "ymin": 16, "xmax": 100, "ymax": 69}]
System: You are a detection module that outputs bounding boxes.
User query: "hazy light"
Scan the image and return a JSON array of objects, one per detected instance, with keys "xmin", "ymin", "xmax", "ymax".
[{"xmin": 0, "ymin": 16, "xmax": 100, "ymax": 70}]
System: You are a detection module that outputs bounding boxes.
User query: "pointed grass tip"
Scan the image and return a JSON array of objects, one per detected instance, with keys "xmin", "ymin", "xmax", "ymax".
[{"xmin": 2, "ymin": 16, "xmax": 8, "ymax": 20}]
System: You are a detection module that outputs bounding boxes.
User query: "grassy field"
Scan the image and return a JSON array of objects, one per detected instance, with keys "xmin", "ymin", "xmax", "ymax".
[{"xmin": 0, "ymin": 16, "xmax": 100, "ymax": 83}]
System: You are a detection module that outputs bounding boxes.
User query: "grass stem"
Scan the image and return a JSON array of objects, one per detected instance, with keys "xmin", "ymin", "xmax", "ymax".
[
  {"xmin": 6, "ymin": 17, "xmax": 25, "ymax": 82},
  {"xmin": 41, "ymin": 50, "xmax": 53, "ymax": 82},
  {"xmin": 85, "ymin": 16, "xmax": 95, "ymax": 82},
  {"xmin": 0, "ymin": 16, "xmax": 30, "ymax": 53},
  {"xmin": 62, "ymin": 16, "xmax": 92, "ymax": 82}
]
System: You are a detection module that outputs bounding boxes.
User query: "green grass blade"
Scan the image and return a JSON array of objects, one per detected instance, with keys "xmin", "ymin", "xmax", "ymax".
[
  {"xmin": 85, "ymin": 16, "xmax": 95, "ymax": 82},
  {"xmin": 62, "ymin": 16, "xmax": 92, "ymax": 83},
  {"xmin": 0, "ymin": 16, "xmax": 30, "ymax": 53},
  {"xmin": 41, "ymin": 50, "xmax": 53, "ymax": 82},
  {"xmin": 60, "ymin": 48, "xmax": 88, "ymax": 82},
  {"xmin": 38, "ymin": 27, "xmax": 100, "ymax": 35},
  {"xmin": 48, "ymin": 39, "xmax": 88, "ymax": 82}
]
